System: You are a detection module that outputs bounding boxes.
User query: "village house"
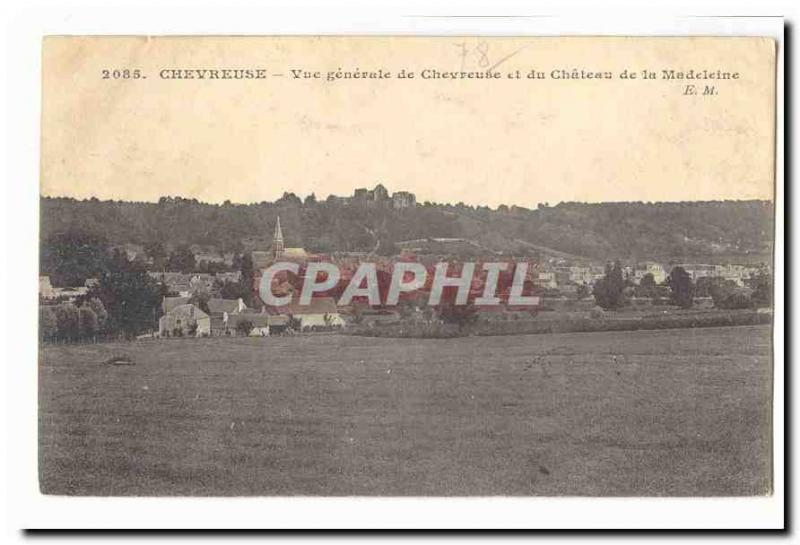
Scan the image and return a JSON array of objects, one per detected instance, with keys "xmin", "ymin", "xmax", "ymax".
[
  {"xmin": 227, "ymin": 313, "xmax": 270, "ymax": 336},
  {"xmin": 717, "ymin": 264, "xmax": 758, "ymax": 287},
  {"xmin": 149, "ymin": 271, "xmax": 232, "ymax": 297},
  {"xmin": 207, "ymin": 297, "xmax": 247, "ymax": 316},
  {"xmin": 357, "ymin": 309, "xmax": 402, "ymax": 327},
  {"xmin": 39, "ymin": 276, "xmax": 56, "ymax": 299},
  {"xmin": 162, "ymin": 296, "xmax": 191, "ymax": 314},
  {"xmin": 113, "ymin": 243, "xmax": 144, "ymax": 261},
  {"xmin": 207, "ymin": 297, "xmax": 247, "ymax": 334},
  {"xmin": 149, "ymin": 272, "xmax": 192, "ymax": 296},
  {"xmin": 567, "ymin": 266, "xmax": 594, "ymax": 285},
  {"xmin": 159, "ymin": 304, "xmax": 211, "ymax": 337},
  {"xmin": 267, "ymin": 315, "xmax": 291, "ymax": 334},
  {"xmin": 677, "ymin": 264, "xmax": 719, "ymax": 281},
  {"xmin": 214, "ymin": 271, "xmax": 242, "ymax": 284},
  {"xmin": 189, "ymin": 273, "xmax": 215, "ymax": 293},
  {"xmin": 39, "ymin": 276, "xmax": 89, "ymax": 303},
  {"xmin": 191, "ymin": 245, "xmax": 231, "ymax": 265},
  {"xmin": 536, "ymin": 271, "xmax": 558, "ymax": 290},
  {"xmin": 670, "ymin": 263, "xmax": 763, "ymax": 287},
  {"xmin": 633, "ymin": 262, "xmax": 667, "ymax": 285},
  {"xmin": 286, "ymin": 296, "xmax": 346, "ymax": 331},
  {"xmin": 226, "ymin": 312, "xmax": 291, "ymax": 336}
]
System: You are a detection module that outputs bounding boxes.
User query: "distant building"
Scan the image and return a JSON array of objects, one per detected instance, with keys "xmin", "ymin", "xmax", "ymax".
[
  {"xmin": 326, "ymin": 195, "xmax": 351, "ymax": 205},
  {"xmin": 194, "ymin": 251, "xmax": 227, "ymax": 264},
  {"xmin": 227, "ymin": 312, "xmax": 290, "ymax": 336},
  {"xmin": 39, "ymin": 279, "xmax": 89, "ymax": 302},
  {"xmin": 287, "ymin": 296, "xmax": 346, "ymax": 330},
  {"xmin": 536, "ymin": 271, "xmax": 558, "ymax": 290},
  {"xmin": 717, "ymin": 264, "xmax": 757, "ymax": 287},
  {"xmin": 207, "ymin": 297, "xmax": 247, "ymax": 334},
  {"xmin": 39, "ymin": 276, "xmax": 92, "ymax": 302},
  {"xmin": 228, "ymin": 312, "xmax": 271, "ymax": 336},
  {"xmin": 207, "ymin": 297, "xmax": 247, "ymax": 316},
  {"xmin": 633, "ymin": 262, "xmax": 667, "ymax": 285},
  {"xmin": 567, "ymin": 266, "xmax": 595, "ymax": 285},
  {"xmin": 677, "ymin": 264, "xmax": 719, "ymax": 281},
  {"xmin": 267, "ymin": 314, "xmax": 291, "ymax": 334},
  {"xmin": 39, "ymin": 276, "xmax": 56, "ymax": 299},
  {"xmin": 358, "ymin": 309, "xmax": 401, "ymax": 327},
  {"xmin": 673, "ymin": 263, "xmax": 759, "ymax": 287},
  {"xmin": 189, "ymin": 274, "xmax": 215, "ymax": 293},
  {"xmin": 372, "ymin": 183, "xmax": 389, "ymax": 201},
  {"xmin": 159, "ymin": 304, "xmax": 211, "ymax": 337},
  {"xmin": 162, "ymin": 296, "xmax": 191, "ymax": 314},
  {"xmin": 282, "ymin": 247, "xmax": 310, "ymax": 259},
  {"xmin": 215, "ymin": 271, "xmax": 242, "ymax": 284},
  {"xmin": 392, "ymin": 191, "xmax": 417, "ymax": 209},
  {"xmin": 353, "ymin": 183, "xmax": 391, "ymax": 206},
  {"xmin": 149, "ymin": 272, "xmax": 192, "ymax": 296}
]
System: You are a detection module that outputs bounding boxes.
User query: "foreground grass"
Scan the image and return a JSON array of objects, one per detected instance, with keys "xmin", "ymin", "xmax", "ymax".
[{"xmin": 39, "ymin": 326, "xmax": 772, "ymax": 496}]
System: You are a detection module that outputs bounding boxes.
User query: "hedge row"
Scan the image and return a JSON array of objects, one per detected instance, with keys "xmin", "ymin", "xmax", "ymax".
[{"xmin": 348, "ymin": 310, "xmax": 772, "ymax": 339}]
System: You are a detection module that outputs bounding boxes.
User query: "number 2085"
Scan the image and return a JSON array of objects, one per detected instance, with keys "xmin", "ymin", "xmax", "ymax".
[{"xmin": 101, "ymin": 69, "xmax": 144, "ymax": 79}]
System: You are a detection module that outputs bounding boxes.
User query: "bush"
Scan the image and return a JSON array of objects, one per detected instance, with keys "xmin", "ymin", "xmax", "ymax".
[
  {"xmin": 593, "ymin": 262, "xmax": 626, "ymax": 310},
  {"xmin": 716, "ymin": 293, "xmax": 753, "ymax": 310},
  {"xmin": 236, "ymin": 319, "xmax": 254, "ymax": 336},
  {"xmin": 39, "ymin": 306, "xmax": 58, "ymax": 341}
]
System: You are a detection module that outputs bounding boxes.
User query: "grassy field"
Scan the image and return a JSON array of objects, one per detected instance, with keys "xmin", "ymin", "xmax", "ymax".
[{"xmin": 39, "ymin": 325, "xmax": 772, "ymax": 496}]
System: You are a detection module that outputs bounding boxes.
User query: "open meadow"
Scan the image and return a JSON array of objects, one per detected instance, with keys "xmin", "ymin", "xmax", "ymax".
[{"xmin": 39, "ymin": 325, "xmax": 772, "ymax": 496}]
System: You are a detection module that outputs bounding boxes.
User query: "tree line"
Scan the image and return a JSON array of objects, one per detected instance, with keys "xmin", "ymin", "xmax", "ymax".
[
  {"xmin": 41, "ymin": 196, "xmax": 773, "ymax": 262},
  {"xmin": 591, "ymin": 262, "xmax": 772, "ymax": 311}
]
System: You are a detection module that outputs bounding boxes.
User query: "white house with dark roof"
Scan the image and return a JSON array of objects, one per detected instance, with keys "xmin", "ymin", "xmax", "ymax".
[
  {"xmin": 286, "ymin": 296, "xmax": 346, "ymax": 330},
  {"xmin": 159, "ymin": 304, "xmax": 210, "ymax": 337}
]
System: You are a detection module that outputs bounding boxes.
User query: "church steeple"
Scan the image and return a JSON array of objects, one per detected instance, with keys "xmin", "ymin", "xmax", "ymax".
[{"xmin": 272, "ymin": 216, "xmax": 285, "ymax": 258}]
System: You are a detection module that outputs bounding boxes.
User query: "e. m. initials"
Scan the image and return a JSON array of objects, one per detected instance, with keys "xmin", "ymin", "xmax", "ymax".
[{"xmin": 683, "ymin": 84, "xmax": 718, "ymax": 96}]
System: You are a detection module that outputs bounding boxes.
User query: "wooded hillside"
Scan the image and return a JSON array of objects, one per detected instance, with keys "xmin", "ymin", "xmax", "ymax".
[{"xmin": 40, "ymin": 196, "xmax": 773, "ymax": 262}]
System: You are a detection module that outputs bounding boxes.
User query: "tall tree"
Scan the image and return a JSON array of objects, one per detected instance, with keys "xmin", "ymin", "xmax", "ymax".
[
  {"xmin": 53, "ymin": 304, "xmax": 80, "ymax": 341},
  {"xmin": 239, "ymin": 252, "xmax": 256, "ymax": 306},
  {"xmin": 189, "ymin": 290, "xmax": 211, "ymax": 314},
  {"xmin": 84, "ymin": 297, "xmax": 108, "ymax": 331},
  {"xmin": 750, "ymin": 272, "xmax": 772, "ymax": 307},
  {"xmin": 166, "ymin": 244, "xmax": 196, "ymax": 273},
  {"xmin": 144, "ymin": 240, "xmax": 167, "ymax": 269},
  {"xmin": 667, "ymin": 266, "xmax": 695, "ymax": 309},
  {"xmin": 635, "ymin": 273, "xmax": 657, "ymax": 297},
  {"xmin": 592, "ymin": 261, "xmax": 626, "ymax": 310},
  {"xmin": 78, "ymin": 306, "xmax": 99, "ymax": 339},
  {"xmin": 92, "ymin": 267, "xmax": 162, "ymax": 338},
  {"xmin": 40, "ymin": 232, "xmax": 109, "ymax": 287}
]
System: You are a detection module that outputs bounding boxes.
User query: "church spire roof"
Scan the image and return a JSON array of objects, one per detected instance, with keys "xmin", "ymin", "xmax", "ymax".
[
  {"xmin": 273, "ymin": 215, "xmax": 284, "ymax": 244},
  {"xmin": 272, "ymin": 216, "xmax": 285, "ymax": 258}
]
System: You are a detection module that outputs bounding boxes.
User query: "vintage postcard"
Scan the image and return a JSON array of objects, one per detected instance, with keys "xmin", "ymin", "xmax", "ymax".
[{"xmin": 38, "ymin": 36, "xmax": 776, "ymax": 498}]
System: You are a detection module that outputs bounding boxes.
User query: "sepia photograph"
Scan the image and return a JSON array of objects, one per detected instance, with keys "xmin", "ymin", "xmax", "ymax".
[
  {"xmin": 35, "ymin": 35, "xmax": 778, "ymax": 500},
  {"xmin": 0, "ymin": 7, "xmax": 783, "ymax": 529}
]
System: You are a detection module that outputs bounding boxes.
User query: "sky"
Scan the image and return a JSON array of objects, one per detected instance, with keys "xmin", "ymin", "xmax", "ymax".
[{"xmin": 41, "ymin": 36, "xmax": 776, "ymax": 207}]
